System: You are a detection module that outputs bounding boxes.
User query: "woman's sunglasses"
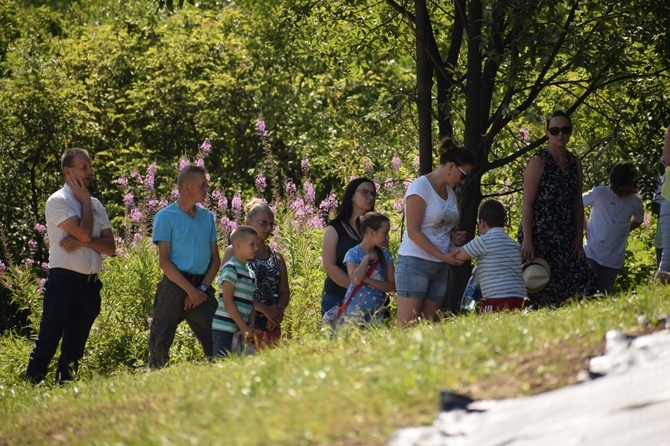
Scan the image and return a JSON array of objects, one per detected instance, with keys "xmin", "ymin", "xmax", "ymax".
[{"xmin": 548, "ymin": 126, "xmax": 572, "ymax": 136}]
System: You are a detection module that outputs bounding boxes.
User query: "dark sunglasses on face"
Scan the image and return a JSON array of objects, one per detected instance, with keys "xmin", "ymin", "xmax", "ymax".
[
  {"xmin": 456, "ymin": 164, "xmax": 468, "ymax": 179},
  {"xmin": 548, "ymin": 126, "xmax": 572, "ymax": 136}
]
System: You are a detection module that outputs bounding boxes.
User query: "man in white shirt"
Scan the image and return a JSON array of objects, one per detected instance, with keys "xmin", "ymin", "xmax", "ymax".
[
  {"xmin": 583, "ymin": 163, "xmax": 644, "ymax": 294},
  {"xmin": 25, "ymin": 148, "xmax": 115, "ymax": 384}
]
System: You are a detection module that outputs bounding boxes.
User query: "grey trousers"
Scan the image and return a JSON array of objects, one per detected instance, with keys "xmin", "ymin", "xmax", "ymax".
[{"xmin": 148, "ymin": 275, "xmax": 217, "ymax": 369}]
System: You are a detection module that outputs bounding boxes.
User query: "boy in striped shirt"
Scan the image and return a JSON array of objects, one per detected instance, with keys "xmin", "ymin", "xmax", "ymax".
[
  {"xmin": 213, "ymin": 226, "xmax": 258, "ymax": 357},
  {"xmin": 445, "ymin": 200, "xmax": 528, "ymax": 312}
]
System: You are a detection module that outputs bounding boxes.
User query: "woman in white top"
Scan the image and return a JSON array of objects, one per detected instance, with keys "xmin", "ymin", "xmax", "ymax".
[{"xmin": 395, "ymin": 137, "xmax": 473, "ymax": 327}]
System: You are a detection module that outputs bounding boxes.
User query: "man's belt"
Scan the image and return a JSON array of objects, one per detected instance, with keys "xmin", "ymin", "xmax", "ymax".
[
  {"xmin": 180, "ymin": 271, "xmax": 205, "ymax": 285},
  {"xmin": 50, "ymin": 267, "xmax": 99, "ymax": 283}
]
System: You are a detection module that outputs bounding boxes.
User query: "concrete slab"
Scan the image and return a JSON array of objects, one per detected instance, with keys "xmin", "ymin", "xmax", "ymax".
[{"xmin": 389, "ymin": 329, "xmax": 670, "ymax": 446}]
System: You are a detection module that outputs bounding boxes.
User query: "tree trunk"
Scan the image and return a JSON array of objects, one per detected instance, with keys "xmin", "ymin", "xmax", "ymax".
[
  {"xmin": 444, "ymin": 0, "xmax": 485, "ymax": 314},
  {"xmin": 415, "ymin": 0, "xmax": 433, "ymax": 175}
]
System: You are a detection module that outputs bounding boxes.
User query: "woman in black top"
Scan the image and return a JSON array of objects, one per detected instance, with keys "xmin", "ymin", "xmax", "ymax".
[{"xmin": 321, "ymin": 178, "xmax": 376, "ymax": 315}]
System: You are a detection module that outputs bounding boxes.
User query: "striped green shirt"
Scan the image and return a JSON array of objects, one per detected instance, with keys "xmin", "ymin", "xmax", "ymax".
[{"xmin": 212, "ymin": 256, "xmax": 256, "ymax": 333}]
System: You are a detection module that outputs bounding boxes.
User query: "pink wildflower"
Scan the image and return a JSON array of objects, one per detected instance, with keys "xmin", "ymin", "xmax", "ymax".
[
  {"xmin": 28, "ymin": 239, "xmax": 37, "ymax": 250},
  {"xmin": 200, "ymin": 140, "xmax": 212, "ymax": 158},
  {"xmin": 307, "ymin": 215, "xmax": 324, "ymax": 229},
  {"xmin": 117, "ymin": 177, "xmax": 128, "ymax": 186},
  {"xmin": 519, "ymin": 127, "xmax": 530, "ymax": 141},
  {"xmin": 384, "ymin": 178, "xmax": 394, "ymax": 190},
  {"xmin": 255, "ymin": 117, "xmax": 267, "ymax": 138},
  {"xmin": 171, "ymin": 190, "xmax": 180, "ymax": 200},
  {"xmin": 318, "ymin": 193, "xmax": 339, "ymax": 215},
  {"xmin": 34, "ymin": 223, "xmax": 47, "ymax": 234},
  {"xmin": 304, "ymin": 180, "xmax": 315, "ymax": 203},
  {"xmin": 123, "ymin": 193, "xmax": 134, "ymax": 207},
  {"xmin": 285, "ymin": 181, "xmax": 297, "ymax": 196},
  {"xmin": 290, "ymin": 197, "xmax": 305, "ymax": 217},
  {"xmin": 145, "ymin": 164, "xmax": 157, "ymax": 189},
  {"xmin": 255, "ymin": 172, "xmax": 267, "ymax": 192},
  {"xmin": 130, "ymin": 208, "xmax": 142, "ymax": 222},
  {"xmin": 301, "ymin": 158, "xmax": 310, "ymax": 174},
  {"xmin": 391, "ymin": 156, "xmax": 402, "ymax": 170},
  {"xmin": 231, "ymin": 194, "xmax": 243, "ymax": 215},
  {"xmin": 178, "ymin": 158, "xmax": 191, "ymax": 170}
]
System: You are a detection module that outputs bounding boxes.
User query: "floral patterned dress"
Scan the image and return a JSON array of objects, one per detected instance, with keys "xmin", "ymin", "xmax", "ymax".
[
  {"xmin": 518, "ymin": 148, "xmax": 598, "ymax": 307},
  {"xmin": 247, "ymin": 247, "xmax": 282, "ymax": 331}
]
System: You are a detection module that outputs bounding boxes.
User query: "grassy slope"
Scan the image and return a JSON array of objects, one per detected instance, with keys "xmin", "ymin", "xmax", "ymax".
[{"xmin": 1, "ymin": 284, "xmax": 668, "ymax": 446}]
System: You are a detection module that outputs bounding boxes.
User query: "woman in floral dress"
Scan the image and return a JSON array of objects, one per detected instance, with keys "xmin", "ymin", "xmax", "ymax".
[
  {"xmin": 519, "ymin": 111, "xmax": 598, "ymax": 308},
  {"xmin": 221, "ymin": 199, "xmax": 290, "ymax": 347}
]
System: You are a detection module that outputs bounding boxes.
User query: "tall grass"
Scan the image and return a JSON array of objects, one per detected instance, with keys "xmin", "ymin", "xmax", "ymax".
[{"xmin": 0, "ymin": 284, "xmax": 668, "ymax": 445}]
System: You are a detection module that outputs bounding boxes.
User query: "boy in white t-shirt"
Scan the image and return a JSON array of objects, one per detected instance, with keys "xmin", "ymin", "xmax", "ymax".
[{"xmin": 583, "ymin": 163, "xmax": 644, "ymax": 294}]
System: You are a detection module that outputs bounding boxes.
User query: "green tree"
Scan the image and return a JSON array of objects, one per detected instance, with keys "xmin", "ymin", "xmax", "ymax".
[{"xmin": 313, "ymin": 0, "xmax": 670, "ymax": 309}]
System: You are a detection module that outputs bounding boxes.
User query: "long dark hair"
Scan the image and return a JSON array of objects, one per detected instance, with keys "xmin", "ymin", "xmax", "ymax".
[
  {"xmin": 355, "ymin": 211, "xmax": 389, "ymax": 270},
  {"xmin": 328, "ymin": 177, "xmax": 375, "ymax": 225}
]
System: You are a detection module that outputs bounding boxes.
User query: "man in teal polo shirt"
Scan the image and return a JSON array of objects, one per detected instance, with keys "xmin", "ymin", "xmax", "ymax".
[{"xmin": 148, "ymin": 165, "xmax": 220, "ymax": 369}]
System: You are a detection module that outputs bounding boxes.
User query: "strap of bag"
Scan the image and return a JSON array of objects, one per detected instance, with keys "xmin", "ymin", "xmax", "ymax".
[{"xmin": 337, "ymin": 259, "xmax": 379, "ymax": 318}]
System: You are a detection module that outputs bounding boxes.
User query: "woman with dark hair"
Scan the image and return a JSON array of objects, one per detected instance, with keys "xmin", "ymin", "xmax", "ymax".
[
  {"xmin": 321, "ymin": 177, "xmax": 376, "ymax": 315},
  {"xmin": 395, "ymin": 137, "xmax": 473, "ymax": 327},
  {"xmin": 519, "ymin": 110, "xmax": 598, "ymax": 307}
]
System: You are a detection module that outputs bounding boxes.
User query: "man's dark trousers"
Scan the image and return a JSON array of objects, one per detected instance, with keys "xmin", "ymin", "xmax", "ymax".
[{"xmin": 26, "ymin": 272, "xmax": 102, "ymax": 384}]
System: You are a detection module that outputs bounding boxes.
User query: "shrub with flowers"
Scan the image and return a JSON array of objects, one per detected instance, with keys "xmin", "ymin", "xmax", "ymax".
[{"xmin": 0, "ymin": 119, "xmax": 421, "ymax": 384}]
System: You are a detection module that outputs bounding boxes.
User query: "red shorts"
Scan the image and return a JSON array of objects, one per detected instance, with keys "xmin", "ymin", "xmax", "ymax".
[
  {"xmin": 253, "ymin": 329, "xmax": 281, "ymax": 350},
  {"xmin": 480, "ymin": 297, "xmax": 527, "ymax": 313}
]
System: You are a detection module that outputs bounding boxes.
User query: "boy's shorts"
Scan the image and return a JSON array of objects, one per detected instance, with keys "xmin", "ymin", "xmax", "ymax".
[
  {"xmin": 480, "ymin": 297, "xmax": 527, "ymax": 313},
  {"xmin": 395, "ymin": 255, "xmax": 450, "ymax": 303}
]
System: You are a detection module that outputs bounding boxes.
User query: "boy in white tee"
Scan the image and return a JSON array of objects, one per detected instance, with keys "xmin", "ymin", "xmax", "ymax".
[{"xmin": 583, "ymin": 163, "xmax": 644, "ymax": 294}]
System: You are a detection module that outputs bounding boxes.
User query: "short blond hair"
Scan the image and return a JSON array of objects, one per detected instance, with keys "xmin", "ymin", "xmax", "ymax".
[
  {"xmin": 230, "ymin": 225, "xmax": 257, "ymax": 244},
  {"xmin": 177, "ymin": 166, "xmax": 206, "ymax": 189}
]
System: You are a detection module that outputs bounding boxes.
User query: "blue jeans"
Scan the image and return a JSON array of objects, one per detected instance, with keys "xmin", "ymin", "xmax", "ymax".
[
  {"xmin": 321, "ymin": 292, "xmax": 344, "ymax": 316},
  {"xmin": 26, "ymin": 273, "xmax": 102, "ymax": 384},
  {"xmin": 659, "ymin": 199, "xmax": 670, "ymax": 272},
  {"xmin": 213, "ymin": 331, "xmax": 235, "ymax": 358},
  {"xmin": 394, "ymin": 255, "xmax": 450, "ymax": 303}
]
